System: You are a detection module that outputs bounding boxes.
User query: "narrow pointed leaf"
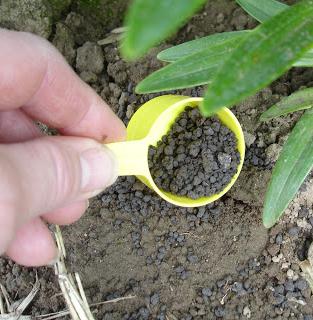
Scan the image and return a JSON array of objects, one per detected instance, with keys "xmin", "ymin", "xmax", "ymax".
[
  {"xmin": 202, "ymin": 0, "xmax": 313, "ymax": 117},
  {"xmin": 293, "ymin": 50, "xmax": 313, "ymax": 67},
  {"xmin": 157, "ymin": 28, "xmax": 313, "ymax": 66},
  {"xmin": 263, "ymin": 108, "xmax": 313, "ymax": 228},
  {"xmin": 236, "ymin": 0, "xmax": 287, "ymax": 23},
  {"xmin": 157, "ymin": 31, "xmax": 249, "ymax": 62},
  {"xmin": 136, "ymin": 42, "xmax": 234, "ymax": 93},
  {"xmin": 141, "ymin": 0, "xmax": 312, "ymax": 95},
  {"xmin": 260, "ymin": 88, "xmax": 313, "ymax": 121},
  {"xmin": 121, "ymin": 0, "xmax": 207, "ymax": 60},
  {"xmin": 237, "ymin": 0, "xmax": 313, "ymax": 66}
]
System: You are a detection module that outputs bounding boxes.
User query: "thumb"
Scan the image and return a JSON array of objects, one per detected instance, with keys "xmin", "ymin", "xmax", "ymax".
[{"xmin": 0, "ymin": 136, "xmax": 117, "ymax": 253}]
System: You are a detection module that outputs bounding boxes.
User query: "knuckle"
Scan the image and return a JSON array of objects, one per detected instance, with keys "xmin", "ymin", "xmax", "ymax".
[{"xmin": 44, "ymin": 140, "xmax": 81, "ymax": 202}]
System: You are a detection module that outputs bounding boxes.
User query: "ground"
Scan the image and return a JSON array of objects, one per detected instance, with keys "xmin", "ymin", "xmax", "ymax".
[{"xmin": 0, "ymin": 0, "xmax": 313, "ymax": 319}]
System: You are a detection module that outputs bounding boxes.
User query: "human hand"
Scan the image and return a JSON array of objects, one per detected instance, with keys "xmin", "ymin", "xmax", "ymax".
[{"xmin": 0, "ymin": 29, "xmax": 126, "ymax": 266}]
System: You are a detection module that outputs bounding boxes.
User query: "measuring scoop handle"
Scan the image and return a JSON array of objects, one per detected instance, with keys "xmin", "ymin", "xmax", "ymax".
[{"xmin": 105, "ymin": 140, "xmax": 148, "ymax": 176}]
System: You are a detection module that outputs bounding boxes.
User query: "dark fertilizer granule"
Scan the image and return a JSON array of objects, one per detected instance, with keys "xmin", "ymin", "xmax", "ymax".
[{"xmin": 148, "ymin": 107, "xmax": 241, "ymax": 199}]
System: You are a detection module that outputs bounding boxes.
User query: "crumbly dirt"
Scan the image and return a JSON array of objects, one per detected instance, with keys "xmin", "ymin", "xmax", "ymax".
[
  {"xmin": 148, "ymin": 107, "xmax": 240, "ymax": 199},
  {"xmin": 1, "ymin": 0, "xmax": 313, "ymax": 319}
]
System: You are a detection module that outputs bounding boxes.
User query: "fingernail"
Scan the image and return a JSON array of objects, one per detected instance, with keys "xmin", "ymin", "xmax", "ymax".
[{"xmin": 80, "ymin": 147, "xmax": 117, "ymax": 193}]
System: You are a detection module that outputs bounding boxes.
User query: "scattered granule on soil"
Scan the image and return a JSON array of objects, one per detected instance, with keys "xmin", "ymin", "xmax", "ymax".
[{"xmin": 148, "ymin": 107, "xmax": 241, "ymax": 199}]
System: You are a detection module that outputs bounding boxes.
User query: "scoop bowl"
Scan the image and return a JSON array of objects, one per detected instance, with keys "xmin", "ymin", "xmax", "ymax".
[{"xmin": 106, "ymin": 95, "xmax": 245, "ymax": 207}]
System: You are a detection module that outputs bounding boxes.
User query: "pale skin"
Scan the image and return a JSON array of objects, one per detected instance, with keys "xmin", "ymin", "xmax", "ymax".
[{"xmin": 0, "ymin": 29, "xmax": 126, "ymax": 266}]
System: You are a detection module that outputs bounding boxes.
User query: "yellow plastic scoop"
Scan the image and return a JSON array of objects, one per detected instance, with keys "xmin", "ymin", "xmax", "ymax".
[{"xmin": 106, "ymin": 95, "xmax": 245, "ymax": 207}]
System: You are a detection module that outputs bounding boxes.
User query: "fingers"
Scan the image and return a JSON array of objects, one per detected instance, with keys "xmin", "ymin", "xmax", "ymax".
[
  {"xmin": 0, "ymin": 109, "xmax": 41, "ymax": 143},
  {"xmin": 0, "ymin": 29, "xmax": 126, "ymax": 266},
  {"xmin": 0, "ymin": 201, "xmax": 17, "ymax": 255},
  {"xmin": 0, "ymin": 112, "xmax": 90, "ymax": 235},
  {"xmin": 2, "ymin": 136, "xmax": 117, "ymax": 216},
  {"xmin": 43, "ymin": 200, "xmax": 88, "ymax": 225},
  {"xmin": 0, "ymin": 29, "xmax": 126, "ymax": 142},
  {"xmin": 5, "ymin": 217, "xmax": 57, "ymax": 266},
  {"xmin": 0, "ymin": 136, "xmax": 117, "ymax": 235}
]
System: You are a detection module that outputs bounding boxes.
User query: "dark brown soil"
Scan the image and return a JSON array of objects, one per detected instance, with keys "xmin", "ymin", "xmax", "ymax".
[{"xmin": 1, "ymin": 0, "xmax": 313, "ymax": 319}]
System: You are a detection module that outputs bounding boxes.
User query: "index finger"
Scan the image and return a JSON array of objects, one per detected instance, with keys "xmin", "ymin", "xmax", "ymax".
[{"xmin": 0, "ymin": 29, "xmax": 126, "ymax": 142}]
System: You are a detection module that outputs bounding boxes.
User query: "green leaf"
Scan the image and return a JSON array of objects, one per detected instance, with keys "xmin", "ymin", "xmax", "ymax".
[
  {"xmin": 121, "ymin": 0, "xmax": 207, "ymax": 60},
  {"xmin": 140, "ymin": 0, "xmax": 312, "ymax": 94},
  {"xmin": 236, "ymin": 0, "xmax": 288, "ymax": 23},
  {"xmin": 137, "ymin": 0, "xmax": 313, "ymax": 94},
  {"xmin": 260, "ymin": 88, "xmax": 313, "ymax": 121},
  {"xmin": 201, "ymin": 0, "xmax": 313, "ymax": 117},
  {"xmin": 157, "ymin": 29, "xmax": 313, "ymax": 67},
  {"xmin": 157, "ymin": 31, "xmax": 249, "ymax": 62},
  {"xmin": 136, "ymin": 40, "xmax": 241, "ymax": 93},
  {"xmin": 137, "ymin": 26, "xmax": 313, "ymax": 93},
  {"xmin": 263, "ymin": 108, "xmax": 313, "ymax": 228},
  {"xmin": 237, "ymin": 0, "xmax": 313, "ymax": 66},
  {"xmin": 294, "ymin": 50, "xmax": 313, "ymax": 67}
]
